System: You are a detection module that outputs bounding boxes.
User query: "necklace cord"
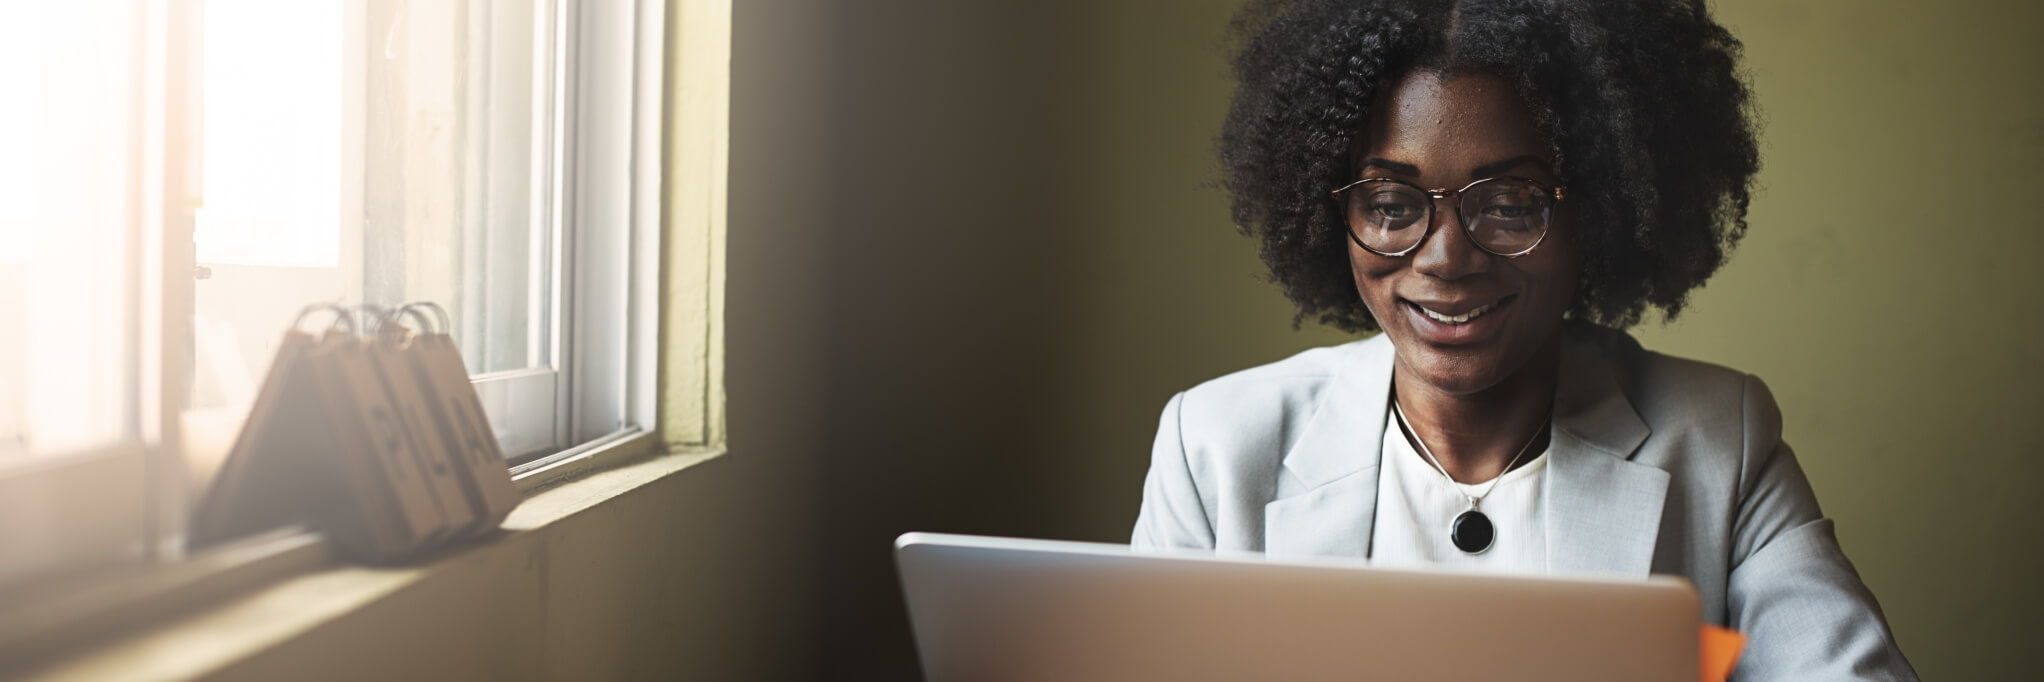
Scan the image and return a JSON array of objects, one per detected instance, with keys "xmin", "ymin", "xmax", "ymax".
[{"xmin": 1390, "ymin": 398, "xmax": 1546, "ymax": 510}]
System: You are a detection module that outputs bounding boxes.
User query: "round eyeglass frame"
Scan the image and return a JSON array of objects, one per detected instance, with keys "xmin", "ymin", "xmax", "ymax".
[{"xmin": 1329, "ymin": 176, "xmax": 1567, "ymax": 258}]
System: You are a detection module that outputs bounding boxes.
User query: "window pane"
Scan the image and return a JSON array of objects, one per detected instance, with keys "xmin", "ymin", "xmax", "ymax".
[
  {"xmin": 361, "ymin": 0, "xmax": 549, "ymax": 377},
  {"xmin": 195, "ymin": 1, "xmax": 342, "ymax": 270},
  {"xmin": 192, "ymin": 0, "xmax": 551, "ymax": 424},
  {"xmin": 190, "ymin": 0, "xmax": 347, "ymax": 411}
]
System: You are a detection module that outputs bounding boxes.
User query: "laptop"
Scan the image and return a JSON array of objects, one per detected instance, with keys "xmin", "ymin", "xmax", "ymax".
[{"xmin": 895, "ymin": 532, "xmax": 1700, "ymax": 682}]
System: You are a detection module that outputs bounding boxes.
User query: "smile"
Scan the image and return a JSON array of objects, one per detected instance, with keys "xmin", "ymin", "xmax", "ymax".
[{"xmin": 1413, "ymin": 300, "xmax": 1500, "ymax": 325}]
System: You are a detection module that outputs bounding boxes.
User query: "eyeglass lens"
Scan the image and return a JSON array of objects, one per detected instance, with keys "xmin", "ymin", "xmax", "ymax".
[{"xmin": 1346, "ymin": 178, "xmax": 1550, "ymax": 255}]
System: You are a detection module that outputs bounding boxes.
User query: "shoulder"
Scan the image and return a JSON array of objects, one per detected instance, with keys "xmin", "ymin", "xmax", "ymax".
[
  {"xmin": 1181, "ymin": 340, "xmax": 1365, "ymax": 404},
  {"xmin": 1166, "ymin": 336, "xmax": 1385, "ymax": 462},
  {"xmin": 1177, "ymin": 338, "xmax": 1377, "ymax": 425},
  {"xmin": 1567, "ymin": 323, "xmax": 1777, "ymax": 437},
  {"xmin": 1566, "ymin": 324, "xmax": 1787, "ymax": 507}
]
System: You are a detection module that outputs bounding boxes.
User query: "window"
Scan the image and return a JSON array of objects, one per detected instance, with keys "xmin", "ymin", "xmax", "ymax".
[
  {"xmin": 190, "ymin": 0, "xmax": 571, "ymax": 462},
  {"xmin": 0, "ymin": 0, "xmax": 678, "ymax": 591}
]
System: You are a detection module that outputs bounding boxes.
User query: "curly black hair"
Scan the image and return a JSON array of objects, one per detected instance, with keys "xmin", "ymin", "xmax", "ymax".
[{"xmin": 1221, "ymin": 0, "xmax": 1758, "ymax": 332}]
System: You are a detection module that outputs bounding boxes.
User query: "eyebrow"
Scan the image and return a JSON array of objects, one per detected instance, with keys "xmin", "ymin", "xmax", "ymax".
[
  {"xmin": 1360, "ymin": 157, "xmax": 1420, "ymax": 176},
  {"xmin": 1471, "ymin": 155, "xmax": 1553, "ymax": 179},
  {"xmin": 1360, "ymin": 154, "xmax": 1555, "ymax": 181}
]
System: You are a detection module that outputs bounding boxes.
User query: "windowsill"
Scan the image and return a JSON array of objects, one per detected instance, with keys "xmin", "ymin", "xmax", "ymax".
[{"xmin": 1, "ymin": 438, "xmax": 724, "ymax": 681}]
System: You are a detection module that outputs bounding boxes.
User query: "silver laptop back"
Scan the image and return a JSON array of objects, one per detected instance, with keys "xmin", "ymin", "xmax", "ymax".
[{"xmin": 896, "ymin": 532, "xmax": 1699, "ymax": 682}]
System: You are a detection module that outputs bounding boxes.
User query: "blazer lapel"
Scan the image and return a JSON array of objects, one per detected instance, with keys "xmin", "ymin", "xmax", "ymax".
[
  {"xmin": 1264, "ymin": 335, "xmax": 1395, "ymax": 559},
  {"xmin": 1545, "ymin": 333, "xmax": 1667, "ymax": 577},
  {"xmin": 1263, "ymin": 330, "xmax": 1670, "ymax": 576}
]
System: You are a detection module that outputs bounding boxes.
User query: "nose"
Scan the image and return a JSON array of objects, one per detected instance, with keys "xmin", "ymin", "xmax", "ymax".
[{"xmin": 1410, "ymin": 200, "xmax": 1490, "ymax": 280}]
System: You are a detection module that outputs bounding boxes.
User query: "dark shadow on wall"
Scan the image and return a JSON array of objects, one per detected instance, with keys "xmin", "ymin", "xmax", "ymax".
[
  {"xmin": 718, "ymin": 1, "xmax": 1107, "ymax": 678},
  {"xmin": 717, "ymin": 0, "xmax": 1330, "ymax": 678},
  {"xmin": 792, "ymin": 2, "xmax": 1110, "ymax": 677}
]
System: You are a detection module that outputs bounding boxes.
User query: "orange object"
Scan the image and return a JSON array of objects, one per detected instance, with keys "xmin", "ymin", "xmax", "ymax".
[{"xmin": 1699, "ymin": 624, "xmax": 1747, "ymax": 682}]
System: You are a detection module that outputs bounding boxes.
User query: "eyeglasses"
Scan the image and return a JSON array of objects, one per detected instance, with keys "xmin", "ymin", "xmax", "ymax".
[{"xmin": 1330, "ymin": 176, "xmax": 1567, "ymax": 258}]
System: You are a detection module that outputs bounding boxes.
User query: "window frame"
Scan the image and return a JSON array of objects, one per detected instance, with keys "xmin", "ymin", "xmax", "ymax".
[
  {"xmin": 510, "ymin": 0, "xmax": 670, "ymax": 477},
  {"xmin": 461, "ymin": 0, "xmax": 567, "ymax": 461}
]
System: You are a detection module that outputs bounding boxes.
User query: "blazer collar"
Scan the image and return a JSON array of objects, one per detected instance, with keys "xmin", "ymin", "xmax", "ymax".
[
  {"xmin": 1544, "ymin": 329, "xmax": 1666, "ymax": 576},
  {"xmin": 1265, "ymin": 328, "xmax": 1669, "ymax": 576},
  {"xmin": 1263, "ymin": 335, "xmax": 1395, "ymax": 560}
]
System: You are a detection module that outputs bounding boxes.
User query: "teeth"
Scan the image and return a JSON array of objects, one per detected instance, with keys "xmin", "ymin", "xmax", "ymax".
[{"xmin": 1419, "ymin": 301, "xmax": 1496, "ymax": 325}]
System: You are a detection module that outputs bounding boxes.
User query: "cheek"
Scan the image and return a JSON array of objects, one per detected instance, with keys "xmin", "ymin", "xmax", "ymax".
[
  {"xmin": 1525, "ymin": 230, "xmax": 1583, "ymax": 307},
  {"xmin": 1346, "ymin": 244, "xmax": 1402, "ymax": 316}
]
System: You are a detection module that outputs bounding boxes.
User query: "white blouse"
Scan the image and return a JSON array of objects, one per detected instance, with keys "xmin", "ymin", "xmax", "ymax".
[{"xmin": 1369, "ymin": 414, "xmax": 1549, "ymax": 574}]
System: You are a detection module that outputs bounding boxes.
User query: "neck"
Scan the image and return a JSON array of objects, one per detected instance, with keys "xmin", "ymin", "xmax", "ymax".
[{"xmin": 1391, "ymin": 338, "xmax": 1560, "ymax": 484}]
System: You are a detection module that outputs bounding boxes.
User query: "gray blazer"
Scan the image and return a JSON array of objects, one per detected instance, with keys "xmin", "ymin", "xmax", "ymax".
[{"xmin": 1132, "ymin": 325, "xmax": 1915, "ymax": 681}]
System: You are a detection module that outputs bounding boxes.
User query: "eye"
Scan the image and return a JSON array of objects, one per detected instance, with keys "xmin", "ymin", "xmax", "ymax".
[
  {"xmin": 1364, "ymin": 192, "xmax": 1426, "ymax": 226},
  {"xmin": 1470, "ymin": 183, "xmax": 1546, "ymax": 225},
  {"xmin": 1480, "ymin": 204, "xmax": 1538, "ymax": 220}
]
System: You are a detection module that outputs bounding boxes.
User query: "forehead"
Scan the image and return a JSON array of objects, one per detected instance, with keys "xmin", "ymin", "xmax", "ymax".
[{"xmin": 1357, "ymin": 71, "xmax": 1552, "ymax": 178}]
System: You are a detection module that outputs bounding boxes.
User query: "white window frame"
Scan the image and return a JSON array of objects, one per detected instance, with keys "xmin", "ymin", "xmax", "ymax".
[
  {"xmin": 462, "ymin": 0, "xmax": 566, "ymax": 460},
  {"xmin": 510, "ymin": 0, "xmax": 664, "ymax": 474},
  {"xmin": 474, "ymin": 0, "xmax": 665, "ymax": 466}
]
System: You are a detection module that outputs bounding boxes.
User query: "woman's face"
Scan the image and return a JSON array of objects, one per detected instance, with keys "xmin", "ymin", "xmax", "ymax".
[{"xmin": 1349, "ymin": 71, "xmax": 1580, "ymax": 396}]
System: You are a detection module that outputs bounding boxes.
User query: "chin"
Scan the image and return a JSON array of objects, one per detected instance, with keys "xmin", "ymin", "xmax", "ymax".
[
  {"xmin": 1397, "ymin": 349, "xmax": 1515, "ymax": 396},
  {"xmin": 1386, "ymin": 317, "xmax": 1564, "ymax": 397}
]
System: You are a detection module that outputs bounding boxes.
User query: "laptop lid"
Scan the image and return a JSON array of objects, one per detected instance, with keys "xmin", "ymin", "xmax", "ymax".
[{"xmin": 895, "ymin": 532, "xmax": 1699, "ymax": 682}]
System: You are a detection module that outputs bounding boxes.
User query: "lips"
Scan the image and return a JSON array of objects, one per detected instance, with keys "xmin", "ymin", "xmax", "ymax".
[
  {"xmin": 1403, "ymin": 295, "xmax": 1512, "ymax": 325},
  {"xmin": 1398, "ymin": 295, "xmax": 1515, "ymax": 344},
  {"xmin": 1415, "ymin": 300, "xmax": 1497, "ymax": 325}
]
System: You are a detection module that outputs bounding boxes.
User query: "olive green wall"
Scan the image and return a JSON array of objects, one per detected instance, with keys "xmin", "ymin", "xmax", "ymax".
[{"xmin": 1632, "ymin": 2, "xmax": 2044, "ymax": 678}]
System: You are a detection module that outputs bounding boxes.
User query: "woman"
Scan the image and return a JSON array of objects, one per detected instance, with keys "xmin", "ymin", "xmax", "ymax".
[{"xmin": 1130, "ymin": 1, "xmax": 1916, "ymax": 679}]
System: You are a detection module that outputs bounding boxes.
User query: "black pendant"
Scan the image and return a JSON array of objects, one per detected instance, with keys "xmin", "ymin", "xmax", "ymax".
[{"xmin": 1450, "ymin": 510, "xmax": 1495, "ymax": 554}]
